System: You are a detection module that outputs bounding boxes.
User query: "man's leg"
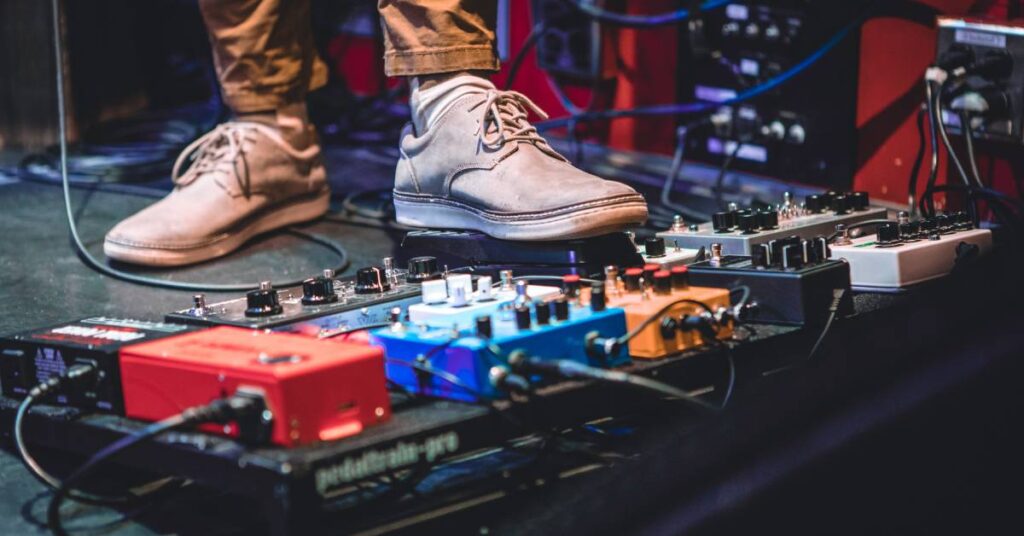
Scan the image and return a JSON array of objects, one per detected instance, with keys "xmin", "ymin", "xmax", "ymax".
[
  {"xmin": 379, "ymin": 0, "xmax": 648, "ymax": 240},
  {"xmin": 103, "ymin": 0, "xmax": 330, "ymax": 266}
]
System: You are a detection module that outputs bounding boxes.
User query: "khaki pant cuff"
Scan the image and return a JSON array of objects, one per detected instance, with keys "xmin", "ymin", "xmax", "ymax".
[{"xmin": 384, "ymin": 45, "xmax": 499, "ymax": 77}]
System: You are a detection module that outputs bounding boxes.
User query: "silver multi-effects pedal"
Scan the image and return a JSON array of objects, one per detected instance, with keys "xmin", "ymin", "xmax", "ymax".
[{"xmin": 658, "ymin": 191, "xmax": 887, "ymax": 256}]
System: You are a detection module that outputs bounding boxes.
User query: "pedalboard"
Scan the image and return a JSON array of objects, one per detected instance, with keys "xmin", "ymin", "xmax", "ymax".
[
  {"xmin": 119, "ymin": 327, "xmax": 391, "ymax": 447},
  {"xmin": 165, "ymin": 257, "xmax": 440, "ymax": 337},
  {"xmin": 829, "ymin": 213, "xmax": 993, "ymax": 290},
  {"xmin": 585, "ymin": 267, "xmax": 733, "ymax": 359},
  {"xmin": 0, "ymin": 318, "xmax": 194, "ymax": 414},
  {"xmin": 398, "ymin": 230, "xmax": 643, "ymax": 277},
  {"xmin": 371, "ymin": 298, "xmax": 629, "ymax": 401},
  {"xmin": 687, "ymin": 237, "xmax": 853, "ymax": 325},
  {"xmin": 658, "ymin": 192, "xmax": 887, "ymax": 256},
  {"xmin": 408, "ymin": 274, "xmax": 561, "ymax": 330}
]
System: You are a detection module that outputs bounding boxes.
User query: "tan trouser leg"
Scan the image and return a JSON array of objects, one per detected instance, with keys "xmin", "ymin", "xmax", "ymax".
[
  {"xmin": 198, "ymin": 0, "xmax": 328, "ymax": 113},
  {"xmin": 378, "ymin": 0, "xmax": 499, "ymax": 77}
]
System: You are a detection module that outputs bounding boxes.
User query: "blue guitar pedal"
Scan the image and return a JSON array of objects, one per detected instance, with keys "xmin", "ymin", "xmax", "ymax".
[{"xmin": 371, "ymin": 295, "xmax": 629, "ymax": 401}]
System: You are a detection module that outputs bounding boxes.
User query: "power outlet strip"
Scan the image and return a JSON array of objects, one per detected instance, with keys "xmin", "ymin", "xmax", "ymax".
[
  {"xmin": 372, "ymin": 302, "xmax": 629, "ymax": 401},
  {"xmin": 830, "ymin": 227, "xmax": 992, "ymax": 290}
]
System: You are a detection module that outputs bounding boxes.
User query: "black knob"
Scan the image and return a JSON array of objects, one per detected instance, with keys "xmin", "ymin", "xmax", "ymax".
[
  {"xmin": 476, "ymin": 315, "xmax": 493, "ymax": 338},
  {"xmin": 590, "ymin": 284, "xmax": 606, "ymax": 312},
  {"xmin": 807, "ymin": 236, "xmax": 829, "ymax": 263},
  {"xmin": 738, "ymin": 213, "xmax": 759, "ymax": 234},
  {"xmin": 406, "ymin": 256, "xmax": 441, "ymax": 283},
  {"xmin": 515, "ymin": 305, "xmax": 532, "ymax": 330},
  {"xmin": 920, "ymin": 218, "xmax": 938, "ymax": 235},
  {"xmin": 653, "ymin": 270, "xmax": 672, "ymax": 295},
  {"xmin": 822, "ymin": 191, "xmax": 838, "ymax": 207},
  {"xmin": 355, "ymin": 266, "xmax": 390, "ymax": 294},
  {"xmin": 850, "ymin": 191, "xmax": 870, "ymax": 211},
  {"xmin": 245, "ymin": 282, "xmax": 283, "ymax": 317},
  {"xmin": 831, "ymin": 194, "xmax": 850, "ymax": 215},
  {"xmin": 935, "ymin": 213, "xmax": 953, "ymax": 233},
  {"xmin": 562, "ymin": 274, "xmax": 582, "ymax": 298},
  {"xmin": 301, "ymin": 275, "xmax": 338, "ymax": 305},
  {"xmin": 623, "ymin": 268, "xmax": 643, "ymax": 291},
  {"xmin": 752, "ymin": 243, "xmax": 771, "ymax": 267},
  {"xmin": 553, "ymin": 296, "xmax": 570, "ymax": 321},
  {"xmin": 781, "ymin": 244, "xmax": 804, "ymax": 269},
  {"xmin": 644, "ymin": 236, "xmax": 666, "ymax": 257},
  {"xmin": 535, "ymin": 299, "xmax": 552, "ymax": 324},
  {"xmin": 876, "ymin": 222, "xmax": 901, "ymax": 245},
  {"xmin": 805, "ymin": 194, "xmax": 825, "ymax": 213},
  {"xmin": 757, "ymin": 209, "xmax": 779, "ymax": 229},
  {"xmin": 642, "ymin": 263, "xmax": 660, "ymax": 285},
  {"xmin": 712, "ymin": 212, "xmax": 733, "ymax": 232},
  {"xmin": 899, "ymin": 220, "xmax": 920, "ymax": 240},
  {"xmin": 670, "ymin": 266, "xmax": 689, "ymax": 289},
  {"xmin": 956, "ymin": 210, "xmax": 973, "ymax": 230}
]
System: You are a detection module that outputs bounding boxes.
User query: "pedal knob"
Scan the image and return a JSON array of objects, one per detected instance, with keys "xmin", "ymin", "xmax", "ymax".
[
  {"xmin": 752, "ymin": 243, "xmax": 771, "ymax": 267},
  {"xmin": 804, "ymin": 194, "xmax": 825, "ymax": 213},
  {"xmin": 670, "ymin": 265, "xmax": 690, "ymax": 289},
  {"xmin": 476, "ymin": 276, "xmax": 494, "ymax": 301},
  {"xmin": 876, "ymin": 222, "xmax": 901, "ymax": 245},
  {"xmin": 781, "ymin": 244, "xmax": 804, "ymax": 269},
  {"xmin": 421, "ymin": 279, "xmax": 448, "ymax": 304},
  {"xmin": 919, "ymin": 217, "xmax": 938, "ymax": 236},
  {"xmin": 355, "ymin": 267, "xmax": 390, "ymax": 294},
  {"xmin": 642, "ymin": 263, "xmax": 661, "ymax": 285},
  {"xmin": 957, "ymin": 211, "xmax": 973, "ymax": 229},
  {"xmin": 808, "ymin": 236, "xmax": 829, "ymax": 262},
  {"xmin": 536, "ymin": 300, "xmax": 552, "ymax": 324},
  {"xmin": 644, "ymin": 237, "xmax": 667, "ymax": 258},
  {"xmin": 301, "ymin": 274, "xmax": 338, "ymax": 305},
  {"xmin": 899, "ymin": 220, "xmax": 920, "ymax": 241},
  {"xmin": 245, "ymin": 281, "xmax": 283, "ymax": 317},
  {"xmin": 562, "ymin": 274, "xmax": 582, "ymax": 298},
  {"xmin": 738, "ymin": 213, "xmax": 759, "ymax": 234},
  {"xmin": 935, "ymin": 213, "xmax": 953, "ymax": 233},
  {"xmin": 623, "ymin": 268, "xmax": 643, "ymax": 291},
  {"xmin": 830, "ymin": 194, "xmax": 850, "ymax": 215},
  {"xmin": 406, "ymin": 256, "xmax": 441, "ymax": 283},
  {"xmin": 590, "ymin": 284, "xmax": 607, "ymax": 312},
  {"xmin": 653, "ymin": 270, "xmax": 672, "ymax": 295},
  {"xmin": 756, "ymin": 209, "xmax": 779, "ymax": 229},
  {"xmin": 476, "ymin": 315, "xmax": 493, "ymax": 338},
  {"xmin": 515, "ymin": 305, "xmax": 532, "ymax": 331},
  {"xmin": 553, "ymin": 296, "xmax": 570, "ymax": 321},
  {"xmin": 712, "ymin": 211, "xmax": 733, "ymax": 232},
  {"xmin": 850, "ymin": 191, "xmax": 870, "ymax": 211}
]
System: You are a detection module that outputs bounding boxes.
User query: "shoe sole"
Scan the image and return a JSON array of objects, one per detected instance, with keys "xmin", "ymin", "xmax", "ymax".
[
  {"xmin": 103, "ymin": 189, "xmax": 331, "ymax": 267},
  {"xmin": 393, "ymin": 193, "xmax": 649, "ymax": 241}
]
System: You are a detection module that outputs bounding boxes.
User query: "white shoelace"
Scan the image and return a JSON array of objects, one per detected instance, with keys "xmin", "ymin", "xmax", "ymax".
[
  {"xmin": 473, "ymin": 90, "xmax": 567, "ymax": 162},
  {"xmin": 171, "ymin": 121, "xmax": 306, "ymax": 196}
]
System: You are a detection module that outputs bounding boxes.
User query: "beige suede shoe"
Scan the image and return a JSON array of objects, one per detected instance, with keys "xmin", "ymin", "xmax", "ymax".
[
  {"xmin": 103, "ymin": 121, "xmax": 329, "ymax": 266},
  {"xmin": 393, "ymin": 89, "xmax": 648, "ymax": 240}
]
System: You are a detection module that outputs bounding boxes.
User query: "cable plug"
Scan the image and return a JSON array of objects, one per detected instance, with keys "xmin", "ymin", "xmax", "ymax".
[
  {"xmin": 584, "ymin": 331, "xmax": 622, "ymax": 363},
  {"xmin": 829, "ymin": 288, "xmax": 847, "ymax": 314},
  {"xmin": 488, "ymin": 366, "xmax": 531, "ymax": 396},
  {"xmin": 27, "ymin": 363, "xmax": 99, "ymax": 399},
  {"xmin": 179, "ymin": 390, "xmax": 271, "ymax": 444}
]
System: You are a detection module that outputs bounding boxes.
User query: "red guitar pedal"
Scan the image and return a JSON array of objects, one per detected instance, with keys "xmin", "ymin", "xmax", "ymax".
[{"xmin": 119, "ymin": 326, "xmax": 391, "ymax": 447}]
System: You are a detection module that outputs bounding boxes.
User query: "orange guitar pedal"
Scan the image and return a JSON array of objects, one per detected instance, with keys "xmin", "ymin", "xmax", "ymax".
[
  {"xmin": 119, "ymin": 326, "xmax": 391, "ymax": 447},
  {"xmin": 587, "ymin": 266, "xmax": 733, "ymax": 359}
]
